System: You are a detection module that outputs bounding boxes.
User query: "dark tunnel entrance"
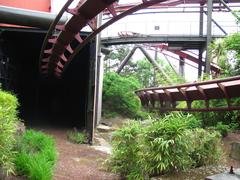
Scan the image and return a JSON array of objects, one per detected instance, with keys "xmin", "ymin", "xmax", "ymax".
[{"xmin": 0, "ymin": 28, "xmax": 95, "ymax": 131}]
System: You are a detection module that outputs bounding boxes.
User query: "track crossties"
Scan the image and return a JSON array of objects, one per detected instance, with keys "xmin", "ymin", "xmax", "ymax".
[
  {"xmin": 135, "ymin": 76, "xmax": 240, "ymax": 112},
  {"xmin": 39, "ymin": 0, "xmax": 210, "ymax": 78}
]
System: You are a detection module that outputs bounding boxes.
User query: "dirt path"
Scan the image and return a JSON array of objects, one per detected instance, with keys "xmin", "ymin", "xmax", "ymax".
[{"xmin": 41, "ymin": 128, "xmax": 119, "ymax": 180}]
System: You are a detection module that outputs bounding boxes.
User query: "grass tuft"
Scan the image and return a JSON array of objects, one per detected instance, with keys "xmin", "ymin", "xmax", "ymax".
[
  {"xmin": 14, "ymin": 130, "xmax": 57, "ymax": 180},
  {"xmin": 67, "ymin": 129, "xmax": 87, "ymax": 144}
]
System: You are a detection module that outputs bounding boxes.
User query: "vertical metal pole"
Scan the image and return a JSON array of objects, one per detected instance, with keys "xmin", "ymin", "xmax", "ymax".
[
  {"xmin": 206, "ymin": 0, "xmax": 213, "ymax": 74},
  {"xmin": 92, "ymin": 13, "xmax": 103, "ymax": 144},
  {"xmin": 153, "ymin": 48, "xmax": 158, "ymax": 86},
  {"xmin": 179, "ymin": 56, "xmax": 185, "ymax": 77},
  {"xmin": 199, "ymin": 3, "xmax": 204, "ymax": 36},
  {"xmin": 116, "ymin": 46, "xmax": 138, "ymax": 74},
  {"xmin": 198, "ymin": 47, "xmax": 203, "ymax": 78}
]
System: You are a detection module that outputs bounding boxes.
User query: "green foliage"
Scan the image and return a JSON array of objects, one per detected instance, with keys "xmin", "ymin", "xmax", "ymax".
[
  {"xmin": 106, "ymin": 113, "xmax": 222, "ymax": 179},
  {"xmin": 155, "ymin": 58, "xmax": 185, "ymax": 86},
  {"xmin": 102, "ymin": 72, "xmax": 142, "ymax": 118},
  {"xmin": 104, "ymin": 45, "xmax": 132, "ymax": 74},
  {"xmin": 188, "ymin": 129, "xmax": 222, "ymax": 167},
  {"xmin": 191, "ymin": 99, "xmax": 240, "ymax": 129},
  {"xmin": 208, "ymin": 122, "xmax": 237, "ymax": 137},
  {"xmin": 67, "ymin": 129, "xmax": 87, "ymax": 144},
  {"xmin": 14, "ymin": 130, "xmax": 57, "ymax": 180},
  {"xmin": 211, "ymin": 33, "xmax": 240, "ymax": 76},
  {"xmin": 132, "ymin": 59, "xmax": 155, "ymax": 87},
  {"xmin": 0, "ymin": 90, "xmax": 19, "ymax": 175},
  {"xmin": 106, "ymin": 121, "xmax": 143, "ymax": 179},
  {"xmin": 141, "ymin": 115, "xmax": 194, "ymax": 176},
  {"xmin": 130, "ymin": 58, "xmax": 185, "ymax": 87}
]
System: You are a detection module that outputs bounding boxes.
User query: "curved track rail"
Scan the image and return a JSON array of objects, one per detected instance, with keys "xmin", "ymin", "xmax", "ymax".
[
  {"xmin": 40, "ymin": 0, "xmax": 188, "ymax": 77},
  {"xmin": 146, "ymin": 44, "xmax": 221, "ymax": 73},
  {"xmin": 135, "ymin": 76, "xmax": 240, "ymax": 111}
]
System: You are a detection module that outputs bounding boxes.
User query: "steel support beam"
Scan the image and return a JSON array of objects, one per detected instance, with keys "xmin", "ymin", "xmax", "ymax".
[
  {"xmin": 219, "ymin": 0, "xmax": 240, "ymax": 22},
  {"xmin": 93, "ymin": 13, "xmax": 103, "ymax": 143},
  {"xmin": 204, "ymin": 12, "xmax": 228, "ymax": 35},
  {"xmin": 179, "ymin": 56, "xmax": 185, "ymax": 77},
  {"xmin": 198, "ymin": 47, "xmax": 203, "ymax": 78},
  {"xmin": 116, "ymin": 46, "xmax": 138, "ymax": 74},
  {"xmin": 199, "ymin": 4, "xmax": 204, "ymax": 36},
  {"xmin": 206, "ymin": 0, "xmax": 213, "ymax": 74},
  {"xmin": 138, "ymin": 46, "xmax": 172, "ymax": 83}
]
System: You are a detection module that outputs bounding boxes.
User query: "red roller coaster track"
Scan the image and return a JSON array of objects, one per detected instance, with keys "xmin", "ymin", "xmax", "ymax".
[
  {"xmin": 39, "ymin": 0, "xmax": 240, "ymax": 111},
  {"xmin": 40, "ymin": 0, "xmax": 221, "ymax": 78},
  {"xmin": 135, "ymin": 76, "xmax": 240, "ymax": 111}
]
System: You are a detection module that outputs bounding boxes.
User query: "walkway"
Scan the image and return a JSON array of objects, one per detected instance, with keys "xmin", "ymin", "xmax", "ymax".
[{"xmin": 41, "ymin": 128, "xmax": 118, "ymax": 180}]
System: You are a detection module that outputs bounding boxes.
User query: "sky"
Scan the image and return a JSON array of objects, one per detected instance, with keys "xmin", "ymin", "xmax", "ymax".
[{"xmin": 51, "ymin": 0, "xmax": 240, "ymax": 82}]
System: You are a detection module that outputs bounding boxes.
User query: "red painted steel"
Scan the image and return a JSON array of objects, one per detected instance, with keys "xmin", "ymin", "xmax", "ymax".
[
  {"xmin": 40, "ymin": 0, "xmax": 194, "ymax": 77},
  {"xmin": 0, "ymin": 0, "xmax": 51, "ymax": 12},
  {"xmin": 135, "ymin": 76, "xmax": 240, "ymax": 111},
  {"xmin": 151, "ymin": 44, "xmax": 221, "ymax": 73},
  {"xmin": 39, "ymin": 0, "xmax": 239, "ymax": 78}
]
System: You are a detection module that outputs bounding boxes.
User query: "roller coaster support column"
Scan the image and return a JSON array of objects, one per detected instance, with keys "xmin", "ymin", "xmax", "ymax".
[
  {"xmin": 198, "ymin": 47, "xmax": 203, "ymax": 78},
  {"xmin": 116, "ymin": 46, "xmax": 138, "ymax": 74},
  {"xmin": 199, "ymin": 3, "xmax": 204, "ymax": 36},
  {"xmin": 206, "ymin": 0, "xmax": 213, "ymax": 74},
  {"xmin": 138, "ymin": 47, "xmax": 172, "ymax": 83},
  {"xmin": 153, "ymin": 48, "xmax": 158, "ymax": 86},
  {"xmin": 179, "ymin": 56, "xmax": 185, "ymax": 77},
  {"xmin": 93, "ymin": 13, "xmax": 103, "ymax": 133}
]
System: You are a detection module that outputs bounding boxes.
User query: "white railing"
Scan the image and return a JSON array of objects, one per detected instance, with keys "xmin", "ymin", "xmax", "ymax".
[{"xmin": 102, "ymin": 20, "xmax": 239, "ymax": 38}]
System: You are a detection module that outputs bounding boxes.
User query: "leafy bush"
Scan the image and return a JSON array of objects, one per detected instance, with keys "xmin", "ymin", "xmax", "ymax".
[
  {"xmin": 14, "ymin": 130, "xmax": 57, "ymax": 180},
  {"xmin": 191, "ymin": 99, "xmax": 240, "ymax": 129},
  {"xmin": 67, "ymin": 129, "xmax": 87, "ymax": 144},
  {"xmin": 141, "ymin": 116, "xmax": 193, "ymax": 176},
  {"xmin": 208, "ymin": 122, "xmax": 238, "ymax": 137},
  {"xmin": 106, "ymin": 121, "xmax": 143, "ymax": 179},
  {"xmin": 106, "ymin": 113, "xmax": 222, "ymax": 179},
  {"xmin": 188, "ymin": 128, "xmax": 222, "ymax": 167},
  {"xmin": 102, "ymin": 73, "xmax": 142, "ymax": 118},
  {"xmin": 0, "ymin": 90, "xmax": 19, "ymax": 175}
]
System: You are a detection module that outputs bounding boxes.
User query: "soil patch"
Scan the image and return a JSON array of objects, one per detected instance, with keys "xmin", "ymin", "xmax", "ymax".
[{"xmin": 41, "ymin": 128, "xmax": 119, "ymax": 180}]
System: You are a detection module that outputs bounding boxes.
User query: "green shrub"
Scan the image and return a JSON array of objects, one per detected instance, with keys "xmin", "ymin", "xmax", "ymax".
[
  {"xmin": 141, "ymin": 118, "xmax": 193, "ymax": 176},
  {"xmin": 188, "ymin": 128, "xmax": 222, "ymax": 167},
  {"xmin": 67, "ymin": 130, "xmax": 87, "ymax": 144},
  {"xmin": 106, "ymin": 121, "xmax": 143, "ymax": 179},
  {"xmin": 107, "ymin": 113, "xmax": 222, "ymax": 179},
  {"xmin": 215, "ymin": 122, "xmax": 231, "ymax": 137},
  {"xmin": 0, "ymin": 90, "xmax": 19, "ymax": 175},
  {"xmin": 102, "ymin": 73, "xmax": 142, "ymax": 118},
  {"xmin": 192, "ymin": 99, "xmax": 240, "ymax": 129},
  {"xmin": 15, "ymin": 130, "xmax": 57, "ymax": 180}
]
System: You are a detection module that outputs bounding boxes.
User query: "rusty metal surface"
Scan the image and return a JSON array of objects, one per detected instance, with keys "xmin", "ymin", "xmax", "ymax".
[{"xmin": 135, "ymin": 76, "xmax": 240, "ymax": 111}]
